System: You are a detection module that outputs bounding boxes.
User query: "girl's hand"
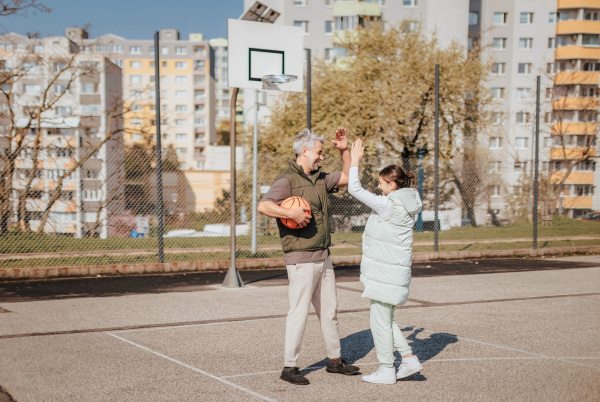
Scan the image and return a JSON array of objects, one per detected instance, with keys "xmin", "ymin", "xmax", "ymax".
[{"xmin": 350, "ymin": 139, "xmax": 364, "ymax": 166}]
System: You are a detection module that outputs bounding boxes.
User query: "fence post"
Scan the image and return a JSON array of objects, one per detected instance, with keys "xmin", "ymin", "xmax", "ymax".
[
  {"xmin": 153, "ymin": 31, "xmax": 165, "ymax": 264},
  {"xmin": 533, "ymin": 75, "xmax": 540, "ymax": 249},
  {"xmin": 434, "ymin": 64, "xmax": 440, "ymax": 252}
]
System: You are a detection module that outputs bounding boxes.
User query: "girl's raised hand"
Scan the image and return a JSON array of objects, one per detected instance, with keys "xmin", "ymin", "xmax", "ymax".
[{"xmin": 350, "ymin": 138, "xmax": 364, "ymax": 166}]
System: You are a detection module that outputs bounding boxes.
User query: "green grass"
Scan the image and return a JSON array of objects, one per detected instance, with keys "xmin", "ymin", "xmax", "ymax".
[{"xmin": 0, "ymin": 216, "xmax": 598, "ymax": 269}]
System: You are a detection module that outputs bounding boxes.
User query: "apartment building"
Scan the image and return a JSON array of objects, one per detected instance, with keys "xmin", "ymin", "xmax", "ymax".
[
  {"xmin": 67, "ymin": 27, "xmax": 217, "ymax": 171},
  {"xmin": 0, "ymin": 33, "xmax": 124, "ymax": 238},
  {"xmin": 550, "ymin": 0, "xmax": 600, "ymax": 217}
]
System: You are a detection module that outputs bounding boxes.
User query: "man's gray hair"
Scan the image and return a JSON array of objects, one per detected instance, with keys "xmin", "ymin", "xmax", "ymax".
[{"xmin": 293, "ymin": 128, "xmax": 325, "ymax": 156}]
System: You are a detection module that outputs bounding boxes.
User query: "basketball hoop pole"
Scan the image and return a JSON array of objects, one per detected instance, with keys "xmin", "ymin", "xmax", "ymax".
[{"xmin": 223, "ymin": 87, "xmax": 243, "ymax": 288}]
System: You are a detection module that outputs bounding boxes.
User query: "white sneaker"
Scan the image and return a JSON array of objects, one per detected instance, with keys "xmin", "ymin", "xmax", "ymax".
[
  {"xmin": 362, "ymin": 365, "xmax": 396, "ymax": 384},
  {"xmin": 397, "ymin": 355, "xmax": 423, "ymax": 379}
]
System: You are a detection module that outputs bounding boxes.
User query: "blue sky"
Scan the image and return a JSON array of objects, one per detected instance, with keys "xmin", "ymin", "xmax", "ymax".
[{"xmin": 0, "ymin": 0, "xmax": 243, "ymax": 40}]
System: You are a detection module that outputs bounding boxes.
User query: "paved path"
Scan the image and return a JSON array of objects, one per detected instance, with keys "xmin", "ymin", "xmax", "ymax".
[{"xmin": 0, "ymin": 255, "xmax": 599, "ymax": 401}]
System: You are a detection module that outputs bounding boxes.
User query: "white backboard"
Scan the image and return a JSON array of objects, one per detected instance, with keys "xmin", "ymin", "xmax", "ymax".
[{"xmin": 228, "ymin": 19, "xmax": 304, "ymax": 92}]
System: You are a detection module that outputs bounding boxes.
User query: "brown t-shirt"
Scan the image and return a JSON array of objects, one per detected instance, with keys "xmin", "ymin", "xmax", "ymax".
[{"xmin": 261, "ymin": 170, "xmax": 342, "ymax": 265}]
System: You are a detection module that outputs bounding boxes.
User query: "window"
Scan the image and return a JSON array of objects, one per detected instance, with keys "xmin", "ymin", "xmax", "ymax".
[
  {"xmin": 517, "ymin": 63, "xmax": 532, "ymax": 74},
  {"xmin": 403, "ymin": 0, "xmax": 418, "ymax": 7},
  {"xmin": 83, "ymin": 189, "xmax": 101, "ymax": 201},
  {"xmin": 545, "ymin": 88, "xmax": 553, "ymax": 99},
  {"xmin": 175, "ymin": 90, "xmax": 187, "ymax": 98},
  {"xmin": 492, "ymin": 112, "xmax": 504, "ymax": 125},
  {"xmin": 489, "ymin": 136, "xmax": 502, "ymax": 149},
  {"xmin": 294, "ymin": 20, "xmax": 309, "ymax": 34},
  {"xmin": 176, "ymin": 61, "xmax": 188, "ymax": 69},
  {"xmin": 335, "ymin": 16, "xmax": 357, "ymax": 31},
  {"xmin": 130, "ymin": 75, "xmax": 142, "ymax": 84},
  {"xmin": 582, "ymin": 34, "xmax": 600, "ymax": 46},
  {"xmin": 24, "ymin": 84, "xmax": 41, "ymax": 95},
  {"xmin": 517, "ymin": 88, "xmax": 531, "ymax": 100},
  {"xmin": 53, "ymin": 83, "xmax": 69, "ymax": 95},
  {"xmin": 469, "ymin": 12, "xmax": 479, "ymax": 26},
  {"xmin": 95, "ymin": 44, "xmax": 107, "ymax": 53},
  {"xmin": 196, "ymin": 134, "xmax": 205, "ymax": 143},
  {"xmin": 175, "ymin": 119, "xmax": 187, "ymax": 126},
  {"xmin": 22, "ymin": 62, "xmax": 39, "ymax": 72},
  {"xmin": 194, "ymin": 46, "xmax": 205, "ymax": 56},
  {"xmin": 325, "ymin": 21, "xmax": 333, "ymax": 34},
  {"xmin": 585, "ymin": 12, "xmax": 599, "ymax": 21},
  {"xmin": 176, "ymin": 148, "xmax": 186, "ymax": 155},
  {"xmin": 574, "ymin": 185, "xmax": 594, "ymax": 196},
  {"xmin": 549, "ymin": 12, "xmax": 557, "ymax": 23},
  {"xmin": 293, "ymin": 0, "xmax": 307, "ymax": 5},
  {"xmin": 176, "ymin": 133, "xmax": 187, "ymax": 141},
  {"xmin": 130, "ymin": 61, "xmax": 141, "ymax": 69},
  {"xmin": 583, "ymin": 61, "xmax": 600, "ymax": 71},
  {"xmin": 516, "ymin": 112, "xmax": 530, "ymax": 123},
  {"xmin": 520, "ymin": 12, "xmax": 533, "ymax": 24},
  {"xmin": 130, "ymin": 118, "xmax": 142, "ymax": 127},
  {"xmin": 547, "ymin": 62, "xmax": 557, "ymax": 74},
  {"xmin": 513, "ymin": 161, "xmax": 527, "ymax": 172},
  {"xmin": 490, "ymin": 185, "xmax": 501, "ymax": 197},
  {"xmin": 491, "ymin": 87, "xmax": 505, "ymax": 99},
  {"xmin": 194, "ymin": 60, "xmax": 205, "ymax": 70},
  {"xmin": 131, "ymin": 104, "xmax": 142, "ymax": 112},
  {"xmin": 195, "ymin": 90, "xmax": 205, "ymax": 99},
  {"xmin": 129, "ymin": 46, "xmax": 142, "ymax": 55},
  {"xmin": 489, "ymin": 161, "xmax": 502, "ymax": 173},
  {"xmin": 324, "ymin": 48, "xmax": 333, "ymax": 61},
  {"xmin": 81, "ymin": 104, "xmax": 100, "ymax": 115},
  {"xmin": 492, "ymin": 62, "xmax": 506, "ymax": 75},
  {"xmin": 515, "ymin": 137, "xmax": 529, "ymax": 149},
  {"xmin": 519, "ymin": 38, "xmax": 533, "ymax": 49},
  {"xmin": 161, "ymin": 46, "xmax": 169, "ymax": 55},
  {"xmin": 81, "ymin": 82, "xmax": 96, "ymax": 93},
  {"xmin": 175, "ymin": 104, "xmax": 187, "ymax": 112},
  {"xmin": 175, "ymin": 46, "xmax": 187, "ymax": 55},
  {"xmin": 548, "ymin": 37, "xmax": 567, "ymax": 48},
  {"xmin": 194, "ymin": 118, "xmax": 205, "ymax": 126},
  {"xmin": 111, "ymin": 44, "xmax": 123, "ymax": 53},
  {"xmin": 493, "ymin": 12, "xmax": 508, "ymax": 25},
  {"xmin": 175, "ymin": 75, "xmax": 187, "ymax": 84},
  {"xmin": 403, "ymin": 21, "xmax": 419, "ymax": 32},
  {"xmin": 492, "ymin": 38, "xmax": 507, "ymax": 50}
]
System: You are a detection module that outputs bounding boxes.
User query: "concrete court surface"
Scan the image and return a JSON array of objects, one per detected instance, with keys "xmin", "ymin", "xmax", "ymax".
[{"xmin": 0, "ymin": 256, "xmax": 599, "ymax": 401}]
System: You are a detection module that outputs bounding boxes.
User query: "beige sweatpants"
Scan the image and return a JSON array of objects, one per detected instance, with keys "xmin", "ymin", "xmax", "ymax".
[{"xmin": 284, "ymin": 256, "xmax": 341, "ymax": 367}]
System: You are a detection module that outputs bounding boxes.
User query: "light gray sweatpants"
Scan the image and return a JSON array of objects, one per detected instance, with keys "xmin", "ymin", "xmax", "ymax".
[
  {"xmin": 284, "ymin": 257, "xmax": 341, "ymax": 367},
  {"xmin": 370, "ymin": 299, "xmax": 413, "ymax": 367}
]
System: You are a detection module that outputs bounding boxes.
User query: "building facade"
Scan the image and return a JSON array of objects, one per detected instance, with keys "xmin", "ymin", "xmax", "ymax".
[{"xmin": 0, "ymin": 33, "xmax": 125, "ymax": 238}]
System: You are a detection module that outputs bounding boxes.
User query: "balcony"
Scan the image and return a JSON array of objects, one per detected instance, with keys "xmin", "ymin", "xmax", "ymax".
[
  {"xmin": 333, "ymin": 1, "xmax": 381, "ymax": 17},
  {"xmin": 550, "ymin": 147, "xmax": 596, "ymax": 159},
  {"xmin": 560, "ymin": 196, "xmax": 593, "ymax": 209},
  {"xmin": 551, "ymin": 171, "xmax": 595, "ymax": 184},
  {"xmin": 552, "ymin": 122, "xmax": 597, "ymax": 134},
  {"xmin": 554, "ymin": 71, "xmax": 599, "ymax": 85},
  {"xmin": 555, "ymin": 46, "xmax": 600, "ymax": 60},
  {"xmin": 556, "ymin": 20, "xmax": 600, "ymax": 35},
  {"xmin": 557, "ymin": 0, "xmax": 600, "ymax": 10},
  {"xmin": 552, "ymin": 96, "xmax": 599, "ymax": 110}
]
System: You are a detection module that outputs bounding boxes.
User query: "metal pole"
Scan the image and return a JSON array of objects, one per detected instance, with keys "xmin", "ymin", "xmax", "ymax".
[
  {"xmin": 416, "ymin": 151, "xmax": 424, "ymax": 232},
  {"xmin": 533, "ymin": 75, "xmax": 540, "ymax": 249},
  {"xmin": 251, "ymin": 90, "xmax": 259, "ymax": 254},
  {"xmin": 153, "ymin": 31, "xmax": 164, "ymax": 264},
  {"xmin": 434, "ymin": 64, "xmax": 440, "ymax": 252},
  {"xmin": 306, "ymin": 48, "xmax": 311, "ymax": 130},
  {"xmin": 223, "ymin": 87, "xmax": 243, "ymax": 287}
]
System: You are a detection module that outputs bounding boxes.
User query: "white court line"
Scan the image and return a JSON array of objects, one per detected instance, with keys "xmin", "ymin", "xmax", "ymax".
[
  {"xmin": 106, "ymin": 332, "xmax": 275, "ymax": 402},
  {"xmin": 421, "ymin": 330, "xmax": 600, "ymax": 371},
  {"xmin": 112, "ymin": 316, "xmax": 284, "ymax": 334}
]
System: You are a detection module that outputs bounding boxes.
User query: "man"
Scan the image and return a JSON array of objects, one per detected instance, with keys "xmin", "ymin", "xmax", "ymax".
[{"xmin": 257, "ymin": 127, "xmax": 359, "ymax": 385}]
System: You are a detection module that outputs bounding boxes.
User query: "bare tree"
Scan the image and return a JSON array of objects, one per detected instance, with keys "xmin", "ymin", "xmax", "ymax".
[{"xmin": 0, "ymin": 0, "xmax": 49, "ymax": 17}]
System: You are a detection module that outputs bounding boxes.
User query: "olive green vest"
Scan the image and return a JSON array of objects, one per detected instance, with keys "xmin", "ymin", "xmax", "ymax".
[{"xmin": 276, "ymin": 160, "xmax": 332, "ymax": 253}]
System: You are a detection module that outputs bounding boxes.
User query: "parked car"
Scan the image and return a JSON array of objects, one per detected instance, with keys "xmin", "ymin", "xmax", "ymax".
[{"xmin": 581, "ymin": 211, "xmax": 600, "ymax": 221}]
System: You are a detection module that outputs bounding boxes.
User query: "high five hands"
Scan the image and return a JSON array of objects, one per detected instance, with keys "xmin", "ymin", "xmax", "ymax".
[
  {"xmin": 332, "ymin": 127, "xmax": 348, "ymax": 151},
  {"xmin": 351, "ymin": 138, "xmax": 364, "ymax": 167}
]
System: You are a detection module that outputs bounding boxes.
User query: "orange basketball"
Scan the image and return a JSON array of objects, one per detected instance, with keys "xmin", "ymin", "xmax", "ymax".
[{"xmin": 279, "ymin": 196, "xmax": 311, "ymax": 229}]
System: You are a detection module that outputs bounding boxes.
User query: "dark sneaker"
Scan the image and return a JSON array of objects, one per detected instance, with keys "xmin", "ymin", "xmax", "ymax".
[
  {"xmin": 280, "ymin": 367, "xmax": 310, "ymax": 385},
  {"xmin": 326, "ymin": 358, "xmax": 360, "ymax": 375}
]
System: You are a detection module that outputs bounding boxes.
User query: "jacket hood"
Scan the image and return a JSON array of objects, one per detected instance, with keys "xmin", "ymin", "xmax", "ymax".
[{"xmin": 390, "ymin": 188, "xmax": 422, "ymax": 216}]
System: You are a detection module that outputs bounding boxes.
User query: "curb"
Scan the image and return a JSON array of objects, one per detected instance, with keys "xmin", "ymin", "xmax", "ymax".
[{"xmin": 1, "ymin": 245, "xmax": 599, "ymax": 281}]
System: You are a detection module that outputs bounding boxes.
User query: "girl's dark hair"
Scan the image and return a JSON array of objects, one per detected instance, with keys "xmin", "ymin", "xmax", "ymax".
[{"xmin": 379, "ymin": 164, "xmax": 415, "ymax": 189}]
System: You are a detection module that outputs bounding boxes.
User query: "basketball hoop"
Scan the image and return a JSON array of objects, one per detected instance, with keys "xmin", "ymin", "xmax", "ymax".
[{"xmin": 262, "ymin": 74, "xmax": 297, "ymax": 112}]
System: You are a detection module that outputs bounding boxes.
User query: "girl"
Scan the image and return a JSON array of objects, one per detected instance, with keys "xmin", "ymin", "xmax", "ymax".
[{"xmin": 348, "ymin": 139, "xmax": 423, "ymax": 385}]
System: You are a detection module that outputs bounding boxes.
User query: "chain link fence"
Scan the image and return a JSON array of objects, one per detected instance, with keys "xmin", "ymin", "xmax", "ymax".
[{"xmin": 1, "ymin": 142, "xmax": 599, "ymax": 271}]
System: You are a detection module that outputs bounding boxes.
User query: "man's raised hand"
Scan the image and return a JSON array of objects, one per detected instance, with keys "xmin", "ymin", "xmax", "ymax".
[{"xmin": 332, "ymin": 127, "xmax": 348, "ymax": 151}]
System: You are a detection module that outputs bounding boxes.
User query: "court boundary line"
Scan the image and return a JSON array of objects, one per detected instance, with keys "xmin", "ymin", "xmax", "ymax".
[{"xmin": 105, "ymin": 332, "xmax": 275, "ymax": 402}]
